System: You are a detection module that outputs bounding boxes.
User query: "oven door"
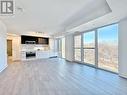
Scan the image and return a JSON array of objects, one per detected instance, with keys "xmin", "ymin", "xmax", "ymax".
[{"xmin": 26, "ymin": 52, "xmax": 36, "ymax": 58}]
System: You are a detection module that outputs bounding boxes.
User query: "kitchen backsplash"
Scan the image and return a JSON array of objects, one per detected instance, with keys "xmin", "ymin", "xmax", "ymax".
[{"xmin": 21, "ymin": 44, "xmax": 49, "ymax": 51}]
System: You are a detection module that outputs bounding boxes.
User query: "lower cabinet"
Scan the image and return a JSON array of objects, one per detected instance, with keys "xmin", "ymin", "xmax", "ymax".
[
  {"xmin": 36, "ymin": 51, "xmax": 50, "ymax": 59},
  {"xmin": 21, "ymin": 51, "xmax": 26, "ymax": 60},
  {"xmin": 21, "ymin": 51, "xmax": 58, "ymax": 61},
  {"xmin": 36, "ymin": 51, "xmax": 58, "ymax": 58}
]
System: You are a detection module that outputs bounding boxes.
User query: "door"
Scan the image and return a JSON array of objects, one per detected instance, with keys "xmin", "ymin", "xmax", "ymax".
[{"xmin": 7, "ymin": 40, "xmax": 12, "ymax": 56}]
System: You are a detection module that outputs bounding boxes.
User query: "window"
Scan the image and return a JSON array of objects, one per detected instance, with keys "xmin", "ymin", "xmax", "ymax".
[
  {"xmin": 74, "ymin": 35, "xmax": 81, "ymax": 61},
  {"xmin": 83, "ymin": 31, "xmax": 95, "ymax": 65},
  {"xmin": 62, "ymin": 38, "xmax": 65, "ymax": 58},
  {"xmin": 98, "ymin": 24, "xmax": 118, "ymax": 72},
  {"xmin": 73, "ymin": 24, "xmax": 118, "ymax": 72},
  {"xmin": 58, "ymin": 39, "xmax": 62, "ymax": 57}
]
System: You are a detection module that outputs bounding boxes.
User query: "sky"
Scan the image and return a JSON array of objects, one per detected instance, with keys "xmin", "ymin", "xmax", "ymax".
[{"xmin": 83, "ymin": 24, "xmax": 118, "ymax": 43}]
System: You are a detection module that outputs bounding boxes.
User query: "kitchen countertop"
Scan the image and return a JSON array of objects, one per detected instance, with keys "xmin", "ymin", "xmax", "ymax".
[{"xmin": 21, "ymin": 50, "xmax": 51, "ymax": 52}]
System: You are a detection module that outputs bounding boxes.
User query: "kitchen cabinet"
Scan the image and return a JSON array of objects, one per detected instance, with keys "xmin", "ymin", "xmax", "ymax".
[
  {"xmin": 36, "ymin": 51, "xmax": 50, "ymax": 58},
  {"xmin": 21, "ymin": 50, "xmax": 58, "ymax": 60},
  {"xmin": 21, "ymin": 51, "xmax": 26, "ymax": 60},
  {"xmin": 21, "ymin": 35, "xmax": 37, "ymax": 44},
  {"xmin": 21, "ymin": 35, "xmax": 49, "ymax": 45},
  {"xmin": 37, "ymin": 37, "xmax": 49, "ymax": 44}
]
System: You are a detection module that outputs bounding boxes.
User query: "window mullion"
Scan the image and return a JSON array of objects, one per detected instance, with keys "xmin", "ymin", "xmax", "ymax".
[
  {"xmin": 95, "ymin": 29, "xmax": 98, "ymax": 68},
  {"xmin": 81, "ymin": 34, "xmax": 84, "ymax": 62}
]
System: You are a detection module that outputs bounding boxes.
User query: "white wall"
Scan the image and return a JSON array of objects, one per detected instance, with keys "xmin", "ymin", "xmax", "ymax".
[
  {"xmin": 65, "ymin": 34, "xmax": 74, "ymax": 61},
  {"xmin": 7, "ymin": 35, "xmax": 21, "ymax": 61},
  {"xmin": 119, "ymin": 18, "xmax": 127, "ymax": 78},
  {"xmin": 0, "ymin": 21, "xmax": 7, "ymax": 72}
]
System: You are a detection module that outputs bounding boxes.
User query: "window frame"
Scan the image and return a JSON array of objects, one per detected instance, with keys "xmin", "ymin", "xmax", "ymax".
[
  {"xmin": 73, "ymin": 23, "xmax": 118, "ymax": 73},
  {"xmin": 74, "ymin": 34, "xmax": 82, "ymax": 62},
  {"xmin": 83, "ymin": 30, "xmax": 96, "ymax": 65}
]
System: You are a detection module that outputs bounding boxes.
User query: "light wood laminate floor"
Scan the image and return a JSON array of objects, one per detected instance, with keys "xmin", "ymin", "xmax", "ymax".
[{"xmin": 0, "ymin": 58, "xmax": 127, "ymax": 95}]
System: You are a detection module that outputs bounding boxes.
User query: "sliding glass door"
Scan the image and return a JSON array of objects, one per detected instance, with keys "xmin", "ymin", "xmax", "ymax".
[
  {"xmin": 98, "ymin": 24, "xmax": 118, "ymax": 72},
  {"xmin": 74, "ymin": 35, "xmax": 81, "ymax": 61},
  {"xmin": 83, "ymin": 31, "xmax": 95, "ymax": 65}
]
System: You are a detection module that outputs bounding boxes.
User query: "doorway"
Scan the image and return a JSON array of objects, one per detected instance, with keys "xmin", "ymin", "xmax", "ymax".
[{"xmin": 7, "ymin": 40, "xmax": 13, "ymax": 63}]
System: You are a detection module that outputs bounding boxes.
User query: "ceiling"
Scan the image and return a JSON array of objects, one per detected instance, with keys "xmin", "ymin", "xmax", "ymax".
[
  {"xmin": 56, "ymin": 0, "xmax": 127, "ymax": 37},
  {"xmin": 0, "ymin": 0, "xmax": 127, "ymax": 37}
]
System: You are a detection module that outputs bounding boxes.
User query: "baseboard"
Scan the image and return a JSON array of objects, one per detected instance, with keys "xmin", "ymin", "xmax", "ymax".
[
  {"xmin": 0, "ymin": 64, "xmax": 8, "ymax": 73},
  {"xmin": 65, "ymin": 59, "xmax": 73, "ymax": 62},
  {"xmin": 119, "ymin": 73, "xmax": 127, "ymax": 79}
]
